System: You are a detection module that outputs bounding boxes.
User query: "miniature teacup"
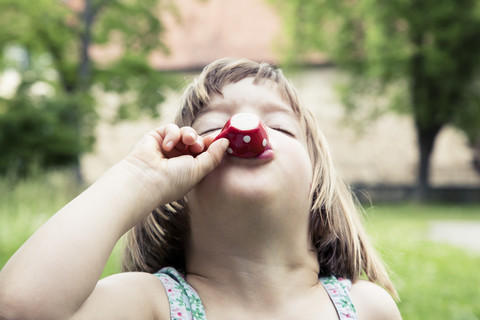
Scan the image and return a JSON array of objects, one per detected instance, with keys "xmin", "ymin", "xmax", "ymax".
[{"xmin": 214, "ymin": 113, "xmax": 269, "ymax": 158}]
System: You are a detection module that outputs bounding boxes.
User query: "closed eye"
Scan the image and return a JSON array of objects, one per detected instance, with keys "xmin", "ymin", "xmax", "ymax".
[
  {"xmin": 271, "ymin": 127, "xmax": 295, "ymax": 137},
  {"xmin": 199, "ymin": 128, "xmax": 222, "ymax": 136}
]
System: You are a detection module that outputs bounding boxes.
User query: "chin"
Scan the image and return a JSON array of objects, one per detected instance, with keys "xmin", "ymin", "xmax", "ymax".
[
  {"xmin": 226, "ymin": 180, "xmax": 276, "ymax": 203},
  {"xmin": 222, "ymin": 164, "xmax": 280, "ymax": 193},
  {"xmin": 193, "ymin": 166, "xmax": 278, "ymax": 205}
]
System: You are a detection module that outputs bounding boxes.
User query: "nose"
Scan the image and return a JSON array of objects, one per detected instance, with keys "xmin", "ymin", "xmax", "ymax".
[{"xmin": 213, "ymin": 113, "xmax": 269, "ymax": 158}]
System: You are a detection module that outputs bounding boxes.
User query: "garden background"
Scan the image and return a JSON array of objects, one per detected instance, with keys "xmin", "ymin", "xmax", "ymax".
[{"xmin": 1, "ymin": 0, "xmax": 480, "ymax": 319}]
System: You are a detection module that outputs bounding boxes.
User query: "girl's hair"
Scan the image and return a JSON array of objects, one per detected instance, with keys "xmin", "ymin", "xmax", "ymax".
[{"xmin": 122, "ymin": 58, "xmax": 398, "ymax": 299}]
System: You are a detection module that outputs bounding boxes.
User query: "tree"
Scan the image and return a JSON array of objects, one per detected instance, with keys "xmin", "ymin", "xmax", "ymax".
[
  {"xmin": 270, "ymin": 0, "xmax": 480, "ymax": 197},
  {"xmin": 0, "ymin": 0, "xmax": 177, "ymax": 177}
]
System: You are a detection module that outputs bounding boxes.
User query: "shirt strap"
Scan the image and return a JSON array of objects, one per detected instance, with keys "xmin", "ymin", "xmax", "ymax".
[
  {"xmin": 154, "ymin": 267, "xmax": 207, "ymax": 320},
  {"xmin": 320, "ymin": 275, "xmax": 357, "ymax": 319}
]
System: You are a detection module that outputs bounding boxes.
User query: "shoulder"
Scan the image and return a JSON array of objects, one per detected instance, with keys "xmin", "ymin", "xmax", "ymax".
[
  {"xmin": 350, "ymin": 280, "xmax": 402, "ymax": 320},
  {"xmin": 72, "ymin": 272, "xmax": 170, "ymax": 320}
]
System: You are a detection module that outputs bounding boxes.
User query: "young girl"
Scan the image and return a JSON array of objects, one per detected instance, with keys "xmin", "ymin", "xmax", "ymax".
[{"xmin": 0, "ymin": 58, "xmax": 401, "ymax": 319}]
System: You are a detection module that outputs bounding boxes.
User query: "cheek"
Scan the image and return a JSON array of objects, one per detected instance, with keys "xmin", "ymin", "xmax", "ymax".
[
  {"xmin": 276, "ymin": 137, "xmax": 313, "ymax": 188},
  {"xmin": 296, "ymin": 148, "xmax": 314, "ymax": 188}
]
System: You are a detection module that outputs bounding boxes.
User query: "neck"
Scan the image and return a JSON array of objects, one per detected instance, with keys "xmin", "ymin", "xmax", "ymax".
[{"xmin": 185, "ymin": 201, "xmax": 320, "ymax": 313}]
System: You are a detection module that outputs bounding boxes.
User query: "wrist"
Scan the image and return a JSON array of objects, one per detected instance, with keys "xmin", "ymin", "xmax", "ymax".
[
  {"xmin": 90, "ymin": 159, "xmax": 165, "ymax": 231},
  {"xmin": 114, "ymin": 157, "xmax": 166, "ymax": 211}
]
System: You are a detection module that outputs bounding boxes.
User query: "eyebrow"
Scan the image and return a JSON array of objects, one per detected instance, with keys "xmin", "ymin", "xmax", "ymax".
[
  {"xmin": 198, "ymin": 101, "xmax": 231, "ymax": 116},
  {"xmin": 195, "ymin": 99, "xmax": 293, "ymax": 120},
  {"xmin": 263, "ymin": 102, "xmax": 295, "ymax": 115}
]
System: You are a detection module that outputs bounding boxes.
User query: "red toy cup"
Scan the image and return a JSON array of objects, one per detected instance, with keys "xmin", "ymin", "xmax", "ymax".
[{"xmin": 213, "ymin": 113, "xmax": 269, "ymax": 158}]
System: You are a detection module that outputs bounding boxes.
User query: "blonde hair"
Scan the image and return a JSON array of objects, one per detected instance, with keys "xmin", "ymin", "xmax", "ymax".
[{"xmin": 122, "ymin": 58, "xmax": 398, "ymax": 299}]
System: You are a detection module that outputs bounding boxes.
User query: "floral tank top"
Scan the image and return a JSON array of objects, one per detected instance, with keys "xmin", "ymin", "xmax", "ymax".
[{"xmin": 154, "ymin": 267, "xmax": 357, "ymax": 320}]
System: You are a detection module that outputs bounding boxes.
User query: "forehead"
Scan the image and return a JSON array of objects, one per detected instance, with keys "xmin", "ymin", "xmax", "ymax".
[{"xmin": 197, "ymin": 77, "xmax": 294, "ymax": 119}]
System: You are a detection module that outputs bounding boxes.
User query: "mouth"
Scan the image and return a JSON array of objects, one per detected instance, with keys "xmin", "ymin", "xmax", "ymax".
[
  {"xmin": 256, "ymin": 146, "xmax": 274, "ymax": 160},
  {"xmin": 223, "ymin": 143, "xmax": 274, "ymax": 162}
]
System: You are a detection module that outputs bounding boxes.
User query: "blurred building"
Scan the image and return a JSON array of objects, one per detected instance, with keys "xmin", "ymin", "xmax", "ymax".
[
  {"xmin": 82, "ymin": 0, "xmax": 480, "ymax": 195},
  {"xmin": 150, "ymin": 0, "xmax": 284, "ymax": 70}
]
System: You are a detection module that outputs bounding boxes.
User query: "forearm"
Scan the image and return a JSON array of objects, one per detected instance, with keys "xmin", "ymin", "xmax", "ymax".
[
  {"xmin": 0, "ymin": 125, "xmax": 227, "ymax": 320},
  {"xmin": 0, "ymin": 160, "xmax": 160, "ymax": 319}
]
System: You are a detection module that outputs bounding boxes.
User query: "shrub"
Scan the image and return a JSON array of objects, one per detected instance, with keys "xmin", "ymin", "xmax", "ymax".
[{"xmin": 0, "ymin": 93, "xmax": 95, "ymax": 176}]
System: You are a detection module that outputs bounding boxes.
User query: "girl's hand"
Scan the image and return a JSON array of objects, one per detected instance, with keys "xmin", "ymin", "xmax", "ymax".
[
  {"xmin": 0, "ymin": 124, "xmax": 224, "ymax": 320},
  {"xmin": 121, "ymin": 124, "xmax": 228, "ymax": 208}
]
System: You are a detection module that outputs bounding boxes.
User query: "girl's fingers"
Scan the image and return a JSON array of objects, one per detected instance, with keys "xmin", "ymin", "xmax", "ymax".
[
  {"xmin": 194, "ymin": 138, "xmax": 229, "ymax": 175},
  {"xmin": 189, "ymin": 136, "xmax": 205, "ymax": 154},
  {"xmin": 180, "ymin": 127, "xmax": 205, "ymax": 155},
  {"xmin": 152, "ymin": 125, "xmax": 206, "ymax": 158},
  {"xmin": 202, "ymin": 135, "xmax": 216, "ymax": 149},
  {"xmin": 157, "ymin": 124, "xmax": 181, "ymax": 152},
  {"xmin": 180, "ymin": 127, "xmax": 197, "ymax": 145}
]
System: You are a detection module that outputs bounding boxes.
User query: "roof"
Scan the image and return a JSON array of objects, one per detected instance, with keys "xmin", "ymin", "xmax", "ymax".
[{"xmin": 149, "ymin": 0, "xmax": 282, "ymax": 70}]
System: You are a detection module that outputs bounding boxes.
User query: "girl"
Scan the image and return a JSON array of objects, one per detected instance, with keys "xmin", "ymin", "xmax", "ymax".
[{"xmin": 0, "ymin": 58, "xmax": 401, "ymax": 319}]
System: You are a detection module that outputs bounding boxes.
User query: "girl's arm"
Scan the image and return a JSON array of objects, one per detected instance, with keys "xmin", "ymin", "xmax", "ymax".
[{"xmin": 0, "ymin": 125, "xmax": 228, "ymax": 320}]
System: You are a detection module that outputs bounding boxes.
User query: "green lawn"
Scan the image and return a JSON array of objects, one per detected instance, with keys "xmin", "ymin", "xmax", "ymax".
[
  {"xmin": 364, "ymin": 204, "xmax": 480, "ymax": 319},
  {"xmin": 0, "ymin": 171, "xmax": 124, "ymax": 278},
  {"xmin": 1, "ymin": 172, "xmax": 479, "ymax": 319}
]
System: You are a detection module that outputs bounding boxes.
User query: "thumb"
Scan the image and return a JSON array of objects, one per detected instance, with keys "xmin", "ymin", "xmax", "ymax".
[{"xmin": 194, "ymin": 138, "xmax": 229, "ymax": 176}]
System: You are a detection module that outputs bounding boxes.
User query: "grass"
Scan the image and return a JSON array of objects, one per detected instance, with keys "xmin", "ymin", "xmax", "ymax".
[
  {"xmin": 0, "ymin": 171, "xmax": 124, "ymax": 278},
  {"xmin": 364, "ymin": 204, "xmax": 480, "ymax": 319},
  {"xmin": 1, "ymin": 172, "xmax": 480, "ymax": 319}
]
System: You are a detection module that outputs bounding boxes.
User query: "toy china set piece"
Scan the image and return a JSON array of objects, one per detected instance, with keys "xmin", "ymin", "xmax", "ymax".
[{"xmin": 213, "ymin": 113, "xmax": 269, "ymax": 158}]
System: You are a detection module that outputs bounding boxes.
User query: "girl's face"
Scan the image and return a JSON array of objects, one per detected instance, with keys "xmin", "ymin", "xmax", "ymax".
[{"xmin": 188, "ymin": 77, "xmax": 313, "ymax": 216}]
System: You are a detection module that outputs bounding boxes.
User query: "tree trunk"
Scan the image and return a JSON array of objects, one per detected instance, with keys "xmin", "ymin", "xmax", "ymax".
[
  {"xmin": 472, "ymin": 136, "xmax": 480, "ymax": 175},
  {"xmin": 73, "ymin": 0, "xmax": 94, "ymax": 183},
  {"xmin": 79, "ymin": 0, "xmax": 93, "ymax": 89},
  {"xmin": 409, "ymin": 43, "xmax": 445, "ymax": 200},
  {"xmin": 415, "ymin": 123, "xmax": 442, "ymax": 200}
]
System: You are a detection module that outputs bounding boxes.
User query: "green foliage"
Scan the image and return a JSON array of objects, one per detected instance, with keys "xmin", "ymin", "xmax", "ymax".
[
  {"xmin": 269, "ymin": 0, "xmax": 480, "ymax": 126},
  {"xmin": 270, "ymin": 0, "xmax": 480, "ymax": 190},
  {"xmin": 0, "ymin": 0, "xmax": 178, "ymax": 175},
  {"xmin": 0, "ymin": 93, "xmax": 95, "ymax": 176},
  {"xmin": 94, "ymin": 54, "xmax": 174, "ymax": 120},
  {"xmin": 270, "ymin": 0, "xmax": 480, "ymax": 135}
]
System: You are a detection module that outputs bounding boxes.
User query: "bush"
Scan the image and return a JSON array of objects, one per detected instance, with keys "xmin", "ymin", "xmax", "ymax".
[{"xmin": 0, "ymin": 94, "xmax": 96, "ymax": 176}]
